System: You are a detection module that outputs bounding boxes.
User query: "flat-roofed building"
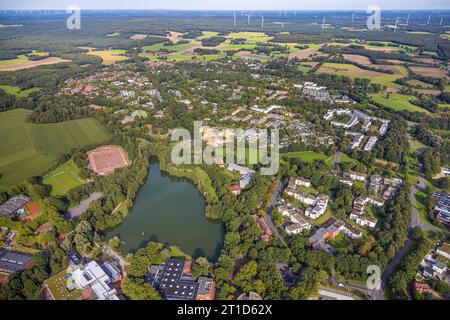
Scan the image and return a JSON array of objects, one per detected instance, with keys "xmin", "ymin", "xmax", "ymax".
[
  {"xmin": 0, "ymin": 249, "xmax": 33, "ymax": 275},
  {"xmin": 436, "ymin": 243, "xmax": 450, "ymax": 260},
  {"xmin": 196, "ymin": 277, "xmax": 216, "ymax": 300},
  {"xmin": 0, "ymin": 195, "xmax": 31, "ymax": 217},
  {"xmin": 156, "ymin": 259, "xmax": 198, "ymax": 300},
  {"xmin": 71, "ymin": 261, "xmax": 119, "ymax": 300}
]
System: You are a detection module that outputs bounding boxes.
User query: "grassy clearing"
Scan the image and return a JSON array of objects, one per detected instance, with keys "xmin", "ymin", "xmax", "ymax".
[
  {"xmin": 410, "ymin": 137, "xmax": 427, "ymax": 150},
  {"xmin": 43, "ymin": 159, "xmax": 88, "ymax": 196},
  {"xmin": 86, "ymin": 49, "xmax": 128, "ymax": 65},
  {"xmin": 197, "ymin": 31, "xmax": 220, "ymax": 39},
  {"xmin": 406, "ymin": 154, "xmax": 419, "ymax": 185},
  {"xmin": 0, "ymin": 109, "xmax": 111, "ymax": 186},
  {"xmin": 226, "ymin": 32, "xmax": 272, "ymax": 43},
  {"xmin": 0, "ymin": 85, "xmax": 41, "ymax": 97},
  {"xmin": 169, "ymin": 245, "xmax": 192, "ymax": 260},
  {"xmin": 0, "ymin": 53, "xmax": 67, "ymax": 72},
  {"xmin": 318, "ymin": 62, "xmax": 406, "ymax": 89},
  {"xmin": 372, "ymin": 93, "xmax": 429, "ymax": 113},
  {"xmin": 415, "ymin": 190, "xmax": 433, "ymax": 225},
  {"xmin": 309, "ymin": 210, "xmax": 332, "ymax": 226},
  {"xmin": 340, "ymin": 153, "xmax": 359, "ymax": 165},
  {"xmin": 0, "ymin": 54, "xmax": 29, "ymax": 68},
  {"xmin": 327, "ymin": 231, "xmax": 351, "ymax": 249},
  {"xmin": 297, "ymin": 65, "xmax": 312, "ymax": 73},
  {"xmin": 282, "ymin": 151, "xmax": 334, "ymax": 164},
  {"xmin": 234, "ymin": 52, "xmax": 271, "ymax": 61}
]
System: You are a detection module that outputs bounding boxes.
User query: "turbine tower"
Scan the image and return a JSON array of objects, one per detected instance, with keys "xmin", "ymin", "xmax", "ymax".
[
  {"xmin": 233, "ymin": 12, "xmax": 236, "ymax": 27},
  {"xmin": 427, "ymin": 15, "xmax": 431, "ymax": 25},
  {"xmin": 406, "ymin": 12, "xmax": 410, "ymax": 25},
  {"xmin": 322, "ymin": 17, "xmax": 325, "ymax": 30},
  {"xmin": 352, "ymin": 13, "xmax": 355, "ymax": 23},
  {"xmin": 394, "ymin": 17, "xmax": 399, "ymax": 32},
  {"xmin": 261, "ymin": 15, "xmax": 264, "ymax": 29},
  {"xmin": 440, "ymin": 17, "xmax": 443, "ymax": 26}
]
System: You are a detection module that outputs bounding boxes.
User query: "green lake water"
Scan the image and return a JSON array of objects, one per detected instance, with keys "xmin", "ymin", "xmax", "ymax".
[{"xmin": 106, "ymin": 162, "xmax": 223, "ymax": 260}]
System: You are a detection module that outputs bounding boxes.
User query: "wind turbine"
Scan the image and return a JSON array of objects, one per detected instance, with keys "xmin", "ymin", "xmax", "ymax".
[
  {"xmin": 233, "ymin": 12, "xmax": 236, "ymax": 27},
  {"xmin": 427, "ymin": 15, "xmax": 431, "ymax": 25},
  {"xmin": 406, "ymin": 12, "xmax": 410, "ymax": 25},
  {"xmin": 351, "ymin": 13, "xmax": 355, "ymax": 23},
  {"xmin": 440, "ymin": 17, "xmax": 443, "ymax": 26},
  {"xmin": 261, "ymin": 15, "xmax": 264, "ymax": 29},
  {"xmin": 393, "ymin": 17, "xmax": 399, "ymax": 32},
  {"xmin": 247, "ymin": 13, "xmax": 251, "ymax": 25},
  {"xmin": 322, "ymin": 17, "xmax": 325, "ymax": 30}
]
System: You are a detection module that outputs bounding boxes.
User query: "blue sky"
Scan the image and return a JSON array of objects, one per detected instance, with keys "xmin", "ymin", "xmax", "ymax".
[{"xmin": 1, "ymin": 0, "xmax": 449, "ymax": 10}]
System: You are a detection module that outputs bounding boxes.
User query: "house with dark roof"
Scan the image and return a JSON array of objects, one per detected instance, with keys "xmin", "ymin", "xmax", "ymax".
[
  {"xmin": 151, "ymin": 259, "xmax": 198, "ymax": 300},
  {"xmin": 0, "ymin": 195, "xmax": 31, "ymax": 217},
  {"xmin": 0, "ymin": 249, "xmax": 33, "ymax": 275}
]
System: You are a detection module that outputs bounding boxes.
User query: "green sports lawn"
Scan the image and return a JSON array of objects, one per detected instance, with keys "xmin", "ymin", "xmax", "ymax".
[
  {"xmin": 372, "ymin": 93, "xmax": 429, "ymax": 113},
  {"xmin": 0, "ymin": 85, "xmax": 41, "ymax": 97},
  {"xmin": 0, "ymin": 109, "xmax": 112, "ymax": 186},
  {"xmin": 282, "ymin": 151, "xmax": 334, "ymax": 164},
  {"xmin": 43, "ymin": 159, "xmax": 88, "ymax": 196}
]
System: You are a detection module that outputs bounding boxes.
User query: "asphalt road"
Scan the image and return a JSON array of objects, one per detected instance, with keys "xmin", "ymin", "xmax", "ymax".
[{"xmin": 264, "ymin": 179, "xmax": 286, "ymax": 239}]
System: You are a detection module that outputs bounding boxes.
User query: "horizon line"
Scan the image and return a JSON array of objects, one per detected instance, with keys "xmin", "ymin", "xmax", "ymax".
[{"xmin": 2, "ymin": 8, "xmax": 450, "ymax": 11}]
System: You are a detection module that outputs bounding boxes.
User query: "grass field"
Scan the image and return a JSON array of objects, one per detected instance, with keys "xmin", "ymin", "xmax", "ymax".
[
  {"xmin": 415, "ymin": 190, "xmax": 433, "ymax": 225},
  {"xmin": 318, "ymin": 62, "xmax": 406, "ymax": 89},
  {"xmin": 409, "ymin": 137, "xmax": 427, "ymax": 150},
  {"xmin": 297, "ymin": 65, "xmax": 312, "ymax": 73},
  {"xmin": 43, "ymin": 159, "xmax": 88, "ymax": 196},
  {"xmin": 226, "ymin": 32, "xmax": 273, "ymax": 43},
  {"xmin": 86, "ymin": 49, "xmax": 128, "ymax": 65},
  {"xmin": 282, "ymin": 151, "xmax": 334, "ymax": 164},
  {"xmin": 309, "ymin": 210, "xmax": 332, "ymax": 226},
  {"xmin": 197, "ymin": 31, "xmax": 220, "ymax": 39},
  {"xmin": 0, "ymin": 109, "xmax": 112, "ymax": 186},
  {"xmin": 0, "ymin": 85, "xmax": 41, "ymax": 97},
  {"xmin": 340, "ymin": 153, "xmax": 360, "ymax": 165},
  {"xmin": 372, "ymin": 93, "xmax": 428, "ymax": 113},
  {"xmin": 0, "ymin": 52, "xmax": 69, "ymax": 72}
]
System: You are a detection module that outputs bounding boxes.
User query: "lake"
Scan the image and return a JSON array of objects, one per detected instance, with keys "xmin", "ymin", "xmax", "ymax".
[{"xmin": 106, "ymin": 162, "xmax": 223, "ymax": 261}]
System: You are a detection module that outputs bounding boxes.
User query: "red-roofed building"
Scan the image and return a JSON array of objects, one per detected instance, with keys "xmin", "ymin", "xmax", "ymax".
[
  {"xmin": 414, "ymin": 282, "xmax": 430, "ymax": 294},
  {"xmin": 227, "ymin": 185, "xmax": 241, "ymax": 195}
]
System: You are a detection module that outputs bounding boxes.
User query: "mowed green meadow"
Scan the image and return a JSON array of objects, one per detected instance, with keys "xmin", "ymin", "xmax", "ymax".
[
  {"xmin": 43, "ymin": 158, "xmax": 88, "ymax": 196},
  {"xmin": 281, "ymin": 151, "xmax": 334, "ymax": 164},
  {"xmin": 0, "ymin": 85, "xmax": 41, "ymax": 97},
  {"xmin": 0, "ymin": 109, "xmax": 112, "ymax": 186},
  {"xmin": 372, "ymin": 93, "xmax": 429, "ymax": 113}
]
